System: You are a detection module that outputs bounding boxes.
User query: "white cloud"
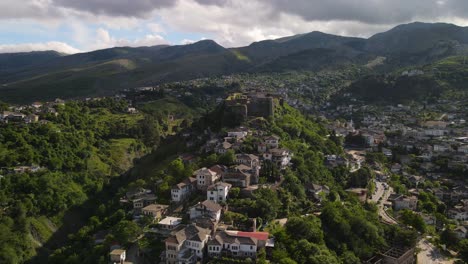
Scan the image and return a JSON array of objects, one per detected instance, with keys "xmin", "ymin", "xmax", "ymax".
[
  {"xmin": 0, "ymin": 41, "xmax": 81, "ymax": 54},
  {"xmin": 147, "ymin": 22, "xmax": 166, "ymax": 33},
  {"xmin": 87, "ymin": 28, "xmax": 169, "ymax": 51},
  {"xmin": 181, "ymin": 39, "xmax": 195, "ymax": 44}
]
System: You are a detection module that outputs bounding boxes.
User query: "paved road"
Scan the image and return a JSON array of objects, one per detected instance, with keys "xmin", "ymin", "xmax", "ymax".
[
  {"xmin": 417, "ymin": 239, "xmax": 454, "ymax": 264},
  {"xmin": 369, "ymin": 181, "xmax": 384, "ymax": 203},
  {"xmin": 370, "ymin": 181, "xmax": 398, "ymax": 225}
]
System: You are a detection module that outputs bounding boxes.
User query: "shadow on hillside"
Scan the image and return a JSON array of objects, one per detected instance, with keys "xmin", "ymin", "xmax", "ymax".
[{"xmin": 27, "ymin": 136, "xmax": 187, "ymax": 263}]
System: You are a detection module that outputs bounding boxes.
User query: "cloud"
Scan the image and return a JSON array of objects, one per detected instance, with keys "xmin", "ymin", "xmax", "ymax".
[
  {"xmin": 147, "ymin": 22, "xmax": 166, "ymax": 33},
  {"xmin": 0, "ymin": 0, "xmax": 62, "ymax": 20},
  {"xmin": 88, "ymin": 28, "xmax": 169, "ymax": 51},
  {"xmin": 2, "ymin": 0, "xmax": 468, "ymax": 52},
  {"xmin": 52, "ymin": 0, "xmax": 175, "ymax": 17},
  {"xmin": 0, "ymin": 41, "xmax": 81, "ymax": 54}
]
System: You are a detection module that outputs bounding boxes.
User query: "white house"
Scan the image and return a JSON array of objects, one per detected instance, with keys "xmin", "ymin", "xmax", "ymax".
[
  {"xmin": 171, "ymin": 177, "xmax": 196, "ymax": 203},
  {"xmin": 227, "ymin": 128, "xmax": 249, "ymax": 140},
  {"xmin": 158, "ymin": 216, "xmax": 182, "ymax": 231},
  {"xmin": 207, "ymin": 231, "xmax": 270, "ymax": 259},
  {"xmin": 207, "ymin": 182, "xmax": 232, "ymax": 203},
  {"xmin": 110, "ymin": 249, "xmax": 126, "ymax": 264}
]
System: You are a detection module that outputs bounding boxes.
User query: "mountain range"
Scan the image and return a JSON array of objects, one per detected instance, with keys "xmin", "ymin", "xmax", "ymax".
[{"xmin": 1, "ymin": 22, "xmax": 468, "ymax": 103}]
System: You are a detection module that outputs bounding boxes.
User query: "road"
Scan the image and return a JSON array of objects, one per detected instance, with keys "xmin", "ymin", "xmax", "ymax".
[
  {"xmin": 369, "ymin": 180, "xmax": 398, "ymax": 225},
  {"xmin": 417, "ymin": 239, "xmax": 454, "ymax": 264}
]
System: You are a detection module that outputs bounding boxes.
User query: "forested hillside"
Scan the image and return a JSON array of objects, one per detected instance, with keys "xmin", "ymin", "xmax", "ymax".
[{"xmin": 0, "ymin": 98, "xmax": 170, "ymax": 263}]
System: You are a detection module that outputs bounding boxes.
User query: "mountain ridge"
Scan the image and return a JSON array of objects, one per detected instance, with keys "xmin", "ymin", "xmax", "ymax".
[{"xmin": 1, "ymin": 21, "xmax": 468, "ymax": 103}]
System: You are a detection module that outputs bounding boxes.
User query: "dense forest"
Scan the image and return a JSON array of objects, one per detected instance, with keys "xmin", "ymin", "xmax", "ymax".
[{"xmin": 0, "ymin": 98, "xmax": 167, "ymax": 263}]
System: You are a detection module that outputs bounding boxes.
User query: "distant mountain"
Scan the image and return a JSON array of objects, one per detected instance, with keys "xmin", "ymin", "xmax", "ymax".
[
  {"xmin": 0, "ymin": 51, "xmax": 63, "ymax": 81},
  {"xmin": 1, "ymin": 22, "xmax": 468, "ymax": 103},
  {"xmin": 235, "ymin": 31, "xmax": 366, "ymax": 65},
  {"xmin": 365, "ymin": 22, "xmax": 468, "ymax": 67},
  {"xmin": 340, "ymin": 55, "xmax": 468, "ymax": 104}
]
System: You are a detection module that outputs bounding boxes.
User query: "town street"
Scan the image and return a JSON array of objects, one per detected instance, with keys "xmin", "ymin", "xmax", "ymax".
[{"xmin": 417, "ymin": 239, "xmax": 454, "ymax": 264}]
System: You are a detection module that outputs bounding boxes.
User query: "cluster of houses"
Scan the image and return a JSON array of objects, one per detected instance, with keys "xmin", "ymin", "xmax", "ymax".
[
  {"xmin": 324, "ymin": 98, "xmax": 468, "ymax": 245},
  {"xmin": 112, "ymin": 126, "xmax": 288, "ymax": 264},
  {"xmin": 0, "ymin": 99, "xmax": 65, "ymax": 124},
  {"xmin": 163, "ymin": 128, "xmax": 290, "ymax": 263}
]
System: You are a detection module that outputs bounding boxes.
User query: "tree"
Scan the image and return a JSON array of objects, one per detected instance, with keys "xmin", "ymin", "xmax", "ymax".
[
  {"xmin": 285, "ymin": 216, "xmax": 323, "ymax": 244},
  {"xmin": 399, "ymin": 210, "xmax": 426, "ymax": 233},
  {"xmin": 140, "ymin": 115, "xmax": 160, "ymax": 148},
  {"xmin": 441, "ymin": 228, "xmax": 459, "ymax": 248},
  {"xmin": 219, "ymin": 150, "xmax": 235, "ymax": 165},
  {"xmin": 111, "ymin": 220, "xmax": 141, "ymax": 244},
  {"xmin": 458, "ymin": 239, "xmax": 468, "ymax": 262}
]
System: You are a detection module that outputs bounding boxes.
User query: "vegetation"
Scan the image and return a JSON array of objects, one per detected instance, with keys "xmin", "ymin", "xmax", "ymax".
[{"xmin": 0, "ymin": 99, "xmax": 173, "ymax": 263}]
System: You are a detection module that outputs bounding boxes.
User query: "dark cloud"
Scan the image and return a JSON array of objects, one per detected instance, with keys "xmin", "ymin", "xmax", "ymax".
[
  {"xmin": 193, "ymin": 0, "xmax": 468, "ymax": 25},
  {"xmin": 53, "ymin": 0, "xmax": 176, "ymax": 17},
  {"xmin": 193, "ymin": 0, "xmax": 230, "ymax": 6}
]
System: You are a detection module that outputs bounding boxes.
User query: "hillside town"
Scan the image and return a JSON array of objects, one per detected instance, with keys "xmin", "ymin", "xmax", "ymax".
[{"xmin": 1, "ymin": 85, "xmax": 468, "ymax": 264}]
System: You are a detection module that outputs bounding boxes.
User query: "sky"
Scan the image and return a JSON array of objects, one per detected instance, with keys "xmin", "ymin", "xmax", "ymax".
[{"xmin": 0, "ymin": 0, "xmax": 468, "ymax": 54}]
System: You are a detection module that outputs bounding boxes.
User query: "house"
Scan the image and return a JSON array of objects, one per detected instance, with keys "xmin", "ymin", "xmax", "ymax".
[
  {"xmin": 1, "ymin": 111, "xmax": 25, "ymax": 122},
  {"xmin": 194, "ymin": 167, "xmax": 220, "ymax": 190},
  {"xmin": 207, "ymin": 182, "xmax": 232, "ymax": 203},
  {"xmin": 223, "ymin": 170, "xmax": 251, "ymax": 188},
  {"xmin": 209, "ymin": 165, "xmax": 228, "ymax": 176},
  {"xmin": 264, "ymin": 135, "xmax": 280, "ymax": 149},
  {"xmin": 31, "ymin": 102, "xmax": 43, "ymax": 109},
  {"xmin": 110, "ymin": 249, "xmax": 126, "ymax": 264},
  {"xmin": 130, "ymin": 193, "xmax": 157, "ymax": 210},
  {"xmin": 408, "ymin": 175, "xmax": 424, "ymax": 186},
  {"xmin": 158, "ymin": 216, "xmax": 182, "ymax": 231},
  {"xmin": 305, "ymin": 183, "xmax": 330, "ymax": 201},
  {"xmin": 235, "ymin": 154, "xmax": 260, "ymax": 168},
  {"xmin": 393, "ymin": 195, "xmax": 418, "ymax": 211},
  {"xmin": 448, "ymin": 206, "xmax": 468, "ymax": 221},
  {"xmin": 171, "ymin": 177, "xmax": 197, "ymax": 203},
  {"xmin": 165, "ymin": 224, "xmax": 211, "ymax": 264},
  {"xmin": 257, "ymin": 143, "xmax": 267, "ymax": 153},
  {"xmin": 189, "ymin": 200, "xmax": 223, "ymax": 222},
  {"xmin": 391, "ymin": 163, "xmax": 402, "ymax": 173},
  {"xmin": 25, "ymin": 114, "xmax": 39, "ymax": 123},
  {"xmin": 207, "ymin": 230, "xmax": 270, "ymax": 259},
  {"xmin": 127, "ymin": 107, "xmax": 138, "ymax": 114},
  {"xmin": 382, "ymin": 148, "xmax": 392, "ymax": 157},
  {"xmin": 264, "ymin": 149, "xmax": 291, "ymax": 169},
  {"xmin": 141, "ymin": 204, "xmax": 169, "ymax": 220},
  {"xmin": 419, "ymin": 213, "xmax": 436, "ymax": 225},
  {"xmin": 454, "ymin": 226, "xmax": 467, "ymax": 239},
  {"xmin": 215, "ymin": 142, "xmax": 232, "ymax": 154},
  {"xmin": 93, "ymin": 230, "xmax": 109, "ymax": 244},
  {"xmin": 120, "ymin": 188, "xmax": 157, "ymax": 210},
  {"xmin": 227, "ymin": 128, "xmax": 249, "ymax": 140},
  {"xmin": 346, "ymin": 188, "xmax": 368, "ymax": 203}
]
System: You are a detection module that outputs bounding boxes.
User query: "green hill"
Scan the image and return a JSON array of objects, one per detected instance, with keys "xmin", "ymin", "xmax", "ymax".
[{"xmin": 343, "ymin": 55, "xmax": 468, "ymax": 103}]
